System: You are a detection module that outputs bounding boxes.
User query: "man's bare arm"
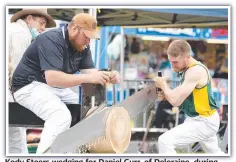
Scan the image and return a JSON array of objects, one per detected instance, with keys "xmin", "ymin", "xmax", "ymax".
[
  {"xmin": 162, "ymin": 66, "xmax": 201, "ymax": 106},
  {"xmin": 81, "ymin": 69, "xmax": 120, "ymax": 84},
  {"xmin": 45, "ymin": 70, "xmax": 109, "ymax": 88},
  {"xmin": 80, "ymin": 69, "xmax": 98, "ymax": 74}
]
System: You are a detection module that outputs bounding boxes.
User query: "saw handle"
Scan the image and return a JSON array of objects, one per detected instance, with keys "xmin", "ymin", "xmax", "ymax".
[
  {"xmin": 156, "ymin": 71, "xmax": 162, "ymax": 94},
  {"xmin": 100, "ymin": 68, "xmax": 116, "ymax": 105},
  {"xmin": 100, "ymin": 68, "xmax": 112, "ymax": 72}
]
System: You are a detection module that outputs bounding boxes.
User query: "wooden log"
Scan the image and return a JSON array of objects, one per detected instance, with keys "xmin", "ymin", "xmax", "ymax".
[
  {"xmin": 50, "ymin": 107, "xmax": 131, "ymax": 153},
  {"xmin": 88, "ymin": 107, "xmax": 131, "ymax": 153}
]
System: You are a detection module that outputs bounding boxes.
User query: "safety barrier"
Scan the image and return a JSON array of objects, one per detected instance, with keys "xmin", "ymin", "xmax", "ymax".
[{"xmin": 106, "ymin": 78, "xmax": 228, "ymax": 108}]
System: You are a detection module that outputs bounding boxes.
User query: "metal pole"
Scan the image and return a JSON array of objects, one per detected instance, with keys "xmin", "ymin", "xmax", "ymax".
[
  {"xmin": 120, "ymin": 27, "xmax": 124, "ymax": 102},
  {"xmin": 96, "ymin": 33, "xmax": 101, "ymax": 69},
  {"xmin": 89, "ymin": 8, "xmax": 97, "ymax": 106},
  {"xmin": 89, "ymin": 8, "xmax": 97, "ymax": 62}
]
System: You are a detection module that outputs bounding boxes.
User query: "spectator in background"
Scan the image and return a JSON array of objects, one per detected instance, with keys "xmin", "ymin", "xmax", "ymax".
[
  {"xmin": 8, "ymin": 8, "xmax": 56, "ymax": 154},
  {"xmin": 148, "ymin": 51, "xmax": 158, "ymax": 70},
  {"xmin": 107, "ymin": 34, "xmax": 127, "ymax": 70},
  {"xmin": 153, "ymin": 100, "xmax": 173, "ymax": 129},
  {"xmin": 124, "ymin": 35, "xmax": 130, "ymax": 58},
  {"xmin": 130, "ymin": 37, "xmax": 141, "ymax": 54},
  {"xmin": 9, "ymin": 9, "xmax": 56, "ymax": 83},
  {"xmin": 123, "ymin": 35, "xmax": 130, "ymax": 70},
  {"xmin": 159, "ymin": 53, "xmax": 172, "ymax": 80},
  {"xmin": 159, "ymin": 54, "xmax": 171, "ymax": 70},
  {"xmin": 213, "ymin": 56, "xmax": 228, "ymax": 79},
  {"xmin": 148, "ymin": 43, "xmax": 161, "ymax": 71}
]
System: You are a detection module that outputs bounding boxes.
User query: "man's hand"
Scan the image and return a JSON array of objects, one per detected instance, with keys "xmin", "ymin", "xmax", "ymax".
[
  {"xmin": 109, "ymin": 70, "xmax": 120, "ymax": 84},
  {"xmin": 153, "ymin": 76, "xmax": 166, "ymax": 101},
  {"xmin": 153, "ymin": 76, "xmax": 168, "ymax": 91},
  {"xmin": 87, "ymin": 71, "xmax": 110, "ymax": 86},
  {"xmin": 157, "ymin": 91, "xmax": 165, "ymax": 101}
]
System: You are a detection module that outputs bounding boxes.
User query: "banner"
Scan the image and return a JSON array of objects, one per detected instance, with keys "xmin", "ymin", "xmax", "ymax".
[{"xmin": 136, "ymin": 28, "xmax": 228, "ymax": 40}]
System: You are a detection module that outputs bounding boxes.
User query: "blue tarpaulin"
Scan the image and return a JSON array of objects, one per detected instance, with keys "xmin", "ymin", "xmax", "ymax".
[
  {"xmin": 136, "ymin": 9, "xmax": 228, "ymax": 18},
  {"xmin": 97, "ymin": 8, "xmax": 228, "ymax": 28}
]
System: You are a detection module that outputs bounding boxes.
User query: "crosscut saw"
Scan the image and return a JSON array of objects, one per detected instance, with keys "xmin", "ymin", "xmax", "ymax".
[{"xmin": 50, "ymin": 82, "xmax": 158, "ymax": 153}]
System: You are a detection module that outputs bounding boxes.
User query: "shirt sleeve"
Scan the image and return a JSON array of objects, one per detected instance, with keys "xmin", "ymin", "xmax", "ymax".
[
  {"xmin": 8, "ymin": 27, "xmax": 31, "ymax": 73},
  {"xmin": 36, "ymin": 34, "xmax": 64, "ymax": 71},
  {"xmin": 79, "ymin": 46, "xmax": 95, "ymax": 69}
]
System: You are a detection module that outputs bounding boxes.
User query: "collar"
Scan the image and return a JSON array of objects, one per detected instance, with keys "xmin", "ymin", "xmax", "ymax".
[
  {"xmin": 15, "ymin": 19, "xmax": 32, "ymax": 38},
  {"xmin": 16, "ymin": 19, "xmax": 29, "ymax": 29},
  {"xmin": 62, "ymin": 24, "xmax": 74, "ymax": 49},
  {"xmin": 188, "ymin": 61, "xmax": 200, "ymax": 68}
]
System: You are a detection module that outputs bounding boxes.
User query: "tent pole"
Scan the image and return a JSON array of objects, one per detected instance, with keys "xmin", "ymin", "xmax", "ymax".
[
  {"xmin": 89, "ymin": 8, "xmax": 97, "ymax": 63},
  {"xmin": 120, "ymin": 26, "xmax": 124, "ymax": 102}
]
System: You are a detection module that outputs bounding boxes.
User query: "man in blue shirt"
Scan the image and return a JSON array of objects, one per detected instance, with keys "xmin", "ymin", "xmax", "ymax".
[{"xmin": 12, "ymin": 13, "xmax": 120, "ymax": 154}]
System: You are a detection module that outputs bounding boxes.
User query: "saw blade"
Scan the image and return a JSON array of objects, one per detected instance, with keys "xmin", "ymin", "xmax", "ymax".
[
  {"xmin": 50, "ymin": 107, "xmax": 111, "ymax": 153},
  {"xmin": 110, "ymin": 84, "xmax": 157, "ymax": 120},
  {"xmin": 50, "ymin": 84, "xmax": 158, "ymax": 153}
]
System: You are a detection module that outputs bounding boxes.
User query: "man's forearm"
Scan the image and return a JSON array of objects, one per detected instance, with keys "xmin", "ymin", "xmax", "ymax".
[
  {"xmin": 80, "ymin": 68, "xmax": 98, "ymax": 74},
  {"xmin": 45, "ymin": 70, "xmax": 89, "ymax": 88},
  {"xmin": 163, "ymin": 87, "xmax": 181, "ymax": 107}
]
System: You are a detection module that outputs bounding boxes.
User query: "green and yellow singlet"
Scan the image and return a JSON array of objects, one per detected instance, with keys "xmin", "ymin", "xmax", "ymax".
[{"xmin": 179, "ymin": 62, "xmax": 219, "ymax": 117}]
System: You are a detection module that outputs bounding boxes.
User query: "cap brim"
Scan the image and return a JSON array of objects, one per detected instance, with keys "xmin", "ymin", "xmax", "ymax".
[{"xmin": 83, "ymin": 30, "xmax": 100, "ymax": 40}]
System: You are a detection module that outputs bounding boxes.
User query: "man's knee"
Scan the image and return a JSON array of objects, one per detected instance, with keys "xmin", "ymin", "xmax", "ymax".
[
  {"xmin": 57, "ymin": 109, "xmax": 72, "ymax": 128},
  {"xmin": 46, "ymin": 108, "xmax": 72, "ymax": 130}
]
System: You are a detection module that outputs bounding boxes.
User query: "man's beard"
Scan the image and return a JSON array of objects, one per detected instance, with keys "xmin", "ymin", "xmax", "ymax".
[
  {"xmin": 172, "ymin": 67, "xmax": 180, "ymax": 72},
  {"xmin": 70, "ymin": 38, "xmax": 86, "ymax": 52}
]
